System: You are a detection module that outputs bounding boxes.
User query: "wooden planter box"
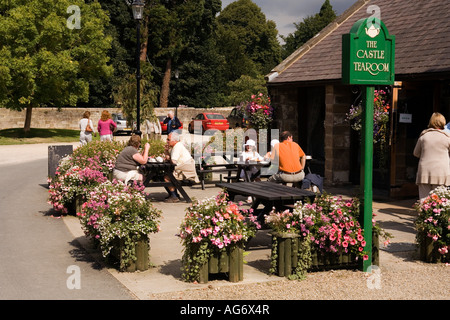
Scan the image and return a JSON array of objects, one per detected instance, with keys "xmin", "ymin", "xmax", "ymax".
[
  {"xmin": 110, "ymin": 235, "xmax": 149, "ymax": 272},
  {"xmin": 198, "ymin": 246, "xmax": 244, "ymax": 283},
  {"xmin": 66, "ymin": 194, "xmax": 84, "ymax": 215},
  {"xmin": 271, "ymin": 233, "xmax": 301, "ymax": 277},
  {"xmin": 418, "ymin": 233, "xmax": 442, "ymax": 263},
  {"xmin": 272, "ymin": 231, "xmax": 380, "ymax": 277}
]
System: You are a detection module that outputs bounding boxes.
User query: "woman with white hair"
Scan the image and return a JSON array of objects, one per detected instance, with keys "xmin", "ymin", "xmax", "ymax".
[
  {"xmin": 163, "ymin": 110, "xmax": 181, "ymax": 134},
  {"xmin": 163, "ymin": 131, "xmax": 199, "ymax": 202}
]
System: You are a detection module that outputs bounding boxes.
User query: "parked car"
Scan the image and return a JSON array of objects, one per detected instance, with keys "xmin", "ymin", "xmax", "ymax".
[
  {"xmin": 112, "ymin": 113, "xmax": 132, "ymax": 135},
  {"xmin": 188, "ymin": 112, "xmax": 229, "ymax": 134},
  {"xmin": 227, "ymin": 107, "xmax": 250, "ymax": 128},
  {"xmin": 158, "ymin": 115, "xmax": 183, "ymax": 134}
]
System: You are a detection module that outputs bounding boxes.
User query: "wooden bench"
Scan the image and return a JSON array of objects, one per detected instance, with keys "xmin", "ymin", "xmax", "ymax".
[
  {"xmin": 193, "ymin": 152, "xmax": 241, "ymax": 189},
  {"xmin": 196, "ymin": 163, "xmax": 240, "ymax": 189}
]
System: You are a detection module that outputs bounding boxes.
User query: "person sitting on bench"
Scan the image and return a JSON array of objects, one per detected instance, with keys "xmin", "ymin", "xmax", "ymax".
[
  {"xmin": 163, "ymin": 132, "xmax": 199, "ymax": 202},
  {"xmin": 113, "ymin": 134, "xmax": 149, "ymax": 184},
  {"xmin": 267, "ymin": 131, "xmax": 306, "ymax": 185}
]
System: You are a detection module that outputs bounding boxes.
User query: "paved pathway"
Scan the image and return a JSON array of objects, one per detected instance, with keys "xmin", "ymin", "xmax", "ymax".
[{"xmin": 0, "ymin": 147, "xmax": 135, "ymax": 299}]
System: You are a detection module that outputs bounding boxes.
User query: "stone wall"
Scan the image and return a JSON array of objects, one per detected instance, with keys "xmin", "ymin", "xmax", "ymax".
[
  {"xmin": 324, "ymin": 84, "xmax": 352, "ymax": 184},
  {"xmin": 269, "ymin": 86, "xmax": 299, "ymax": 140},
  {"xmin": 0, "ymin": 107, "xmax": 234, "ymax": 131}
]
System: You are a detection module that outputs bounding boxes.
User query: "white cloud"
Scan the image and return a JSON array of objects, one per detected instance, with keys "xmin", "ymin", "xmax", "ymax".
[{"xmin": 221, "ymin": 0, "xmax": 357, "ymax": 39}]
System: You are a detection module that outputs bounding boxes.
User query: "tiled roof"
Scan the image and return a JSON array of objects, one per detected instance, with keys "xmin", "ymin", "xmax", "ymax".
[{"xmin": 268, "ymin": 0, "xmax": 450, "ymax": 84}]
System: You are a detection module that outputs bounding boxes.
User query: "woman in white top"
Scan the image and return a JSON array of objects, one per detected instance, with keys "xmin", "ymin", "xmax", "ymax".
[{"xmin": 78, "ymin": 111, "xmax": 95, "ymax": 146}]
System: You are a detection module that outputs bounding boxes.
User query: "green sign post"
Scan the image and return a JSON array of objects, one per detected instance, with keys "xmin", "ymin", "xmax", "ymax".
[{"xmin": 342, "ymin": 17, "xmax": 395, "ymax": 272}]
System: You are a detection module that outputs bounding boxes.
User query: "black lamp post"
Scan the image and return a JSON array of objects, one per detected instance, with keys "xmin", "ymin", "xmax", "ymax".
[
  {"xmin": 131, "ymin": 0, "xmax": 145, "ymax": 136},
  {"xmin": 174, "ymin": 69, "xmax": 179, "ymax": 118}
]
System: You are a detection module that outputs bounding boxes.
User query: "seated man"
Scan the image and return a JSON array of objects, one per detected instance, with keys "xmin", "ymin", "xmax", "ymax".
[
  {"xmin": 163, "ymin": 131, "xmax": 199, "ymax": 202},
  {"xmin": 267, "ymin": 131, "xmax": 306, "ymax": 185},
  {"xmin": 113, "ymin": 134, "xmax": 150, "ymax": 184}
]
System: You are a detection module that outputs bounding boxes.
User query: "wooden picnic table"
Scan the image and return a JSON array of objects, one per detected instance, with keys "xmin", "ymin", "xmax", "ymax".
[
  {"xmin": 140, "ymin": 162, "xmax": 191, "ymax": 202},
  {"xmin": 194, "ymin": 151, "xmax": 240, "ymax": 189},
  {"xmin": 216, "ymin": 181, "xmax": 316, "ymax": 222}
]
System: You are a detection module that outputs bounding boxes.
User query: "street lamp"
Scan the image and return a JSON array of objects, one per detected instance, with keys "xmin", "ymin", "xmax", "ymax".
[
  {"xmin": 174, "ymin": 69, "xmax": 179, "ymax": 118},
  {"xmin": 131, "ymin": 0, "xmax": 145, "ymax": 136}
]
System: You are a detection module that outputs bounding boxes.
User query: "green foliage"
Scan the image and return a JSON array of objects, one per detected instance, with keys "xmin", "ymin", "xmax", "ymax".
[
  {"xmin": 281, "ymin": 0, "xmax": 336, "ymax": 59},
  {"xmin": 226, "ymin": 75, "xmax": 267, "ymax": 107},
  {"xmin": 112, "ymin": 61, "xmax": 159, "ymax": 124},
  {"xmin": 217, "ymin": 0, "xmax": 282, "ymax": 78},
  {"xmin": 82, "ymin": 0, "xmax": 137, "ymax": 107},
  {"xmin": 0, "ymin": 0, "xmax": 113, "ymax": 127}
]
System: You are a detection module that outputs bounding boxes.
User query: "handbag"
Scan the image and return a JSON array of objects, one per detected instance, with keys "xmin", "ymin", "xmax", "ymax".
[{"xmin": 85, "ymin": 121, "xmax": 93, "ymax": 132}]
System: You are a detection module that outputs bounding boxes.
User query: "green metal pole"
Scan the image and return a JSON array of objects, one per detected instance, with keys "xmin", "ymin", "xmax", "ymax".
[{"xmin": 360, "ymin": 86, "xmax": 374, "ymax": 272}]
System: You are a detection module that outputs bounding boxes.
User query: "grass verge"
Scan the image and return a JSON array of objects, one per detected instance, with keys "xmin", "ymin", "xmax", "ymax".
[{"xmin": 0, "ymin": 128, "xmax": 82, "ymax": 145}]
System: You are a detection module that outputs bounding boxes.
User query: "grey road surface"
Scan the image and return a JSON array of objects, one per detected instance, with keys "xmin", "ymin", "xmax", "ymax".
[{"xmin": 0, "ymin": 158, "xmax": 135, "ymax": 300}]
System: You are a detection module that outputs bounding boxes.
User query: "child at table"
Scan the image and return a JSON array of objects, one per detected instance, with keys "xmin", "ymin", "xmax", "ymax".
[{"xmin": 239, "ymin": 139, "xmax": 264, "ymax": 182}]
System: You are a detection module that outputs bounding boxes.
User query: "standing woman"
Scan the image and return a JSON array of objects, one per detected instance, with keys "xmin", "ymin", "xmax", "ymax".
[
  {"xmin": 79, "ymin": 111, "xmax": 95, "ymax": 145},
  {"xmin": 98, "ymin": 110, "xmax": 117, "ymax": 141},
  {"xmin": 413, "ymin": 112, "xmax": 450, "ymax": 201}
]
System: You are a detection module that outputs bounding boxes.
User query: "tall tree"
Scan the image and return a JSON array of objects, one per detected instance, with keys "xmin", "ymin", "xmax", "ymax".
[
  {"xmin": 216, "ymin": 0, "xmax": 282, "ymax": 80},
  {"xmin": 0, "ymin": 0, "xmax": 113, "ymax": 131},
  {"xmin": 147, "ymin": 0, "xmax": 213, "ymax": 108},
  {"xmin": 173, "ymin": 0, "xmax": 224, "ymax": 108},
  {"xmin": 281, "ymin": 0, "xmax": 336, "ymax": 59},
  {"xmin": 82, "ymin": 0, "xmax": 136, "ymax": 108}
]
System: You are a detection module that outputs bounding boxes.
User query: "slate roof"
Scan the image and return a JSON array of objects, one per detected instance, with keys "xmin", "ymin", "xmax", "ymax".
[{"xmin": 268, "ymin": 0, "xmax": 450, "ymax": 84}]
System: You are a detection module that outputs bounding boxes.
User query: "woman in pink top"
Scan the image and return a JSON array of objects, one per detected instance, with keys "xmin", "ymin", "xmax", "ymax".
[{"xmin": 97, "ymin": 110, "xmax": 117, "ymax": 141}]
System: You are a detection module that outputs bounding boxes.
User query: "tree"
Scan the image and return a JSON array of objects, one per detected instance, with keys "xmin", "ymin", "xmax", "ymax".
[
  {"xmin": 147, "ymin": 0, "xmax": 216, "ymax": 108},
  {"xmin": 216, "ymin": 0, "xmax": 282, "ymax": 80},
  {"xmin": 281, "ymin": 0, "xmax": 336, "ymax": 59},
  {"xmin": 0, "ymin": 0, "xmax": 113, "ymax": 132},
  {"xmin": 80, "ymin": 0, "xmax": 137, "ymax": 108},
  {"xmin": 112, "ymin": 61, "xmax": 159, "ymax": 124},
  {"xmin": 226, "ymin": 74, "xmax": 267, "ymax": 107},
  {"xmin": 172, "ymin": 0, "xmax": 225, "ymax": 108}
]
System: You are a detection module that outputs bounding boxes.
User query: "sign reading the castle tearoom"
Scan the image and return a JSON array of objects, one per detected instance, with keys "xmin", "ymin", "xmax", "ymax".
[{"xmin": 342, "ymin": 17, "xmax": 395, "ymax": 85}]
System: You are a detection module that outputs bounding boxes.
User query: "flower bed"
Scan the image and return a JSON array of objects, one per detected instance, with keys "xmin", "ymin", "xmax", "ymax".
[
  {"xmin": 179, "ymin": 191, "xmax": 260, "ymax": 283},
  {"xmin": 78, "ymin": 180, "xmax": 162, "ymax": 271},
  {"xmin": 265, "ymin": 193, "xmax": 389, "ymax": 279},
  {"xmin": 47, "ymin": 141, "xmax": 126, "ymax": 214},
  {"xmin": 414, "ymin": 186, "xmax": 450, "ymax": 263},
  {"xmin": 47, "ymin": 139, "xmax": 164, "ymax": 272}
]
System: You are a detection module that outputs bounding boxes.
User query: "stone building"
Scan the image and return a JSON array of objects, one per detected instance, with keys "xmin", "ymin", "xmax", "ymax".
[{"xmin": 266, "ymin": 0, "xmax": 450, "ymax": 197}]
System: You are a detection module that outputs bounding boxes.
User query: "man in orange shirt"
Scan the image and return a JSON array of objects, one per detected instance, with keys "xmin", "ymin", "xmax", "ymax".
[{"xmin": 268, "ymin": 131, "xmax": 306, "ymax": 184}]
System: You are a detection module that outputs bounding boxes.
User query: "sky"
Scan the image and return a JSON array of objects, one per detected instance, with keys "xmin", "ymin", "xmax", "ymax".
[{"xmin": 221, "ymin": 0, "xmax": 357, "ymax": 40}]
